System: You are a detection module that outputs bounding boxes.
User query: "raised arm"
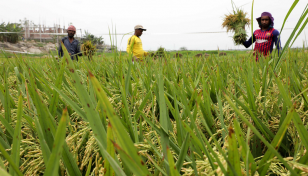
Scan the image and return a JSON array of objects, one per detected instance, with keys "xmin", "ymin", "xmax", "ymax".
[{"xmin": 243, "ymin": 34, "xmax": 256, "ymax": 48}]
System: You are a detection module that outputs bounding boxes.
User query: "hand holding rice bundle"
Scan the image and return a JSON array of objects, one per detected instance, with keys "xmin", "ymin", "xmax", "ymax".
[{"xmin": 222, "ymin": 9, "xmax": 250, "ymax": 45}]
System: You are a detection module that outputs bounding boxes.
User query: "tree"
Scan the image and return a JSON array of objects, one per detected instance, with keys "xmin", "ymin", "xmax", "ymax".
[
  {"xmin": 179, "ymin": 46, "xmax": 187, "ymax": 51},
  {"xmin": 83, "ymin": 31, "xmax": 104, "ymax": 45},
  {"xmin": 0, "ymin": 22, "xmax": 24, "ymax": 43}
]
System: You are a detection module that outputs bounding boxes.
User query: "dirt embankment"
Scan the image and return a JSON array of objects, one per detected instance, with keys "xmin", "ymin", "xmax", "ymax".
[
  {"xmin": 0, "ymin": 41, "xmax": 114, "ymax": 54},
  {"xmin": 0, "ymin": 41, "xmax": 57, "ymax": 54}
]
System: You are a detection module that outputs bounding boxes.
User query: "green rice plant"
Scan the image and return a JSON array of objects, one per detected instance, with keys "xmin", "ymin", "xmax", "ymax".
[
  {"xmin": 43, "ymin": 108, "xmax": 67, "ymax": 176},
  {"xmin": 0, "ymin": 5, "xmax": 308, "ymax": 175},
  {"xmin": 274, "ymin": 1, "xmax": 308, "ymax": 71},
  {"xmin": 9, "ymin": 94, "xmax": 22, "ymax": 176},
  {"xmin": 251, "ymin": 0, "xmax": 255, "ymax": 50},
  {"xmin": 1, "ymin": 46, "xmax": 308, "ymax": 175},
  {"xmin": 104, "ymin": 123, "xmax": 115, "ymax": 176},
  {"xmin": 227, "ymin": 125, "xmax": 242, "ymax": 176},
  {"xmin": 167, "ymin": 146, "xmax": 180, "ymax": 176}
]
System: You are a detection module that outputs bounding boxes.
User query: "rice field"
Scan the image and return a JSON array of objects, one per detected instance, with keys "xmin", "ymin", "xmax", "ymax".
[
  {"xmin": 0, "ymin": 1, "xmax": 307, "ymax": 174},
  {"xmin": 0, "ymin": 46, "xmax": 308, "ymax": 176}
]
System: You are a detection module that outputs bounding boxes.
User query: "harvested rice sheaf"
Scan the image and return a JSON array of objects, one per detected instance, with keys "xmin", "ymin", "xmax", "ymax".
[
  {"xmin": 81, "ymin": 40, "xmax": 97, "ymax": 60},
  {"xmin": 155, "ymin": 46, "xmax": 166, "ymax": 58},
  {"xmin": 222, "ymin": 9, "xmax": 250, "ymax": 45},
  {"xmin": 233, "ymin": 27, "xmax": 248, "ymax": 45}
]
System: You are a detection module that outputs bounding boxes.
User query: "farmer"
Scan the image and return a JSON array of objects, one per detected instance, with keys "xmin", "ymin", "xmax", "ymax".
[
  {"xmin": 58, "ymin": 25, "xmax": 82, "ymax": 61},
  {"xmin": 126, "ymin": 25, "xmax": 148, "ymax": 62},
  {"xmin": 242, "ymin": 12, "xmax": 282, "ymax": 60}
]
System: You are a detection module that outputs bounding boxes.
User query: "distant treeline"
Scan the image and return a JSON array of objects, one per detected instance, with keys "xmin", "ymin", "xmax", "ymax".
[{"xmin": 0, "ymin": 22, "xmax": 23, "ymax": 43}]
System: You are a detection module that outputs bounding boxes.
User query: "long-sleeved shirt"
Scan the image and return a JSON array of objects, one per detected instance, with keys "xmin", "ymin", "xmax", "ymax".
[
  {"xmin": 126, "ymin": 35, "xmax": 148, "ymax": 60},
  {"xmin": 58, "ymin": 37, "xmax": 82, "ymax": 60},
  {"xmin": 243, "ymin": 28, "xmax": 282, "ymax": 57}
]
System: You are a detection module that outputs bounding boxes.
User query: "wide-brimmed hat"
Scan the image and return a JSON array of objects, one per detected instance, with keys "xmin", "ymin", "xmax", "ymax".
[
  {"xmin": 134, "ymin": 25, "xmax": 146, "ymax": 31},
  {"xmin": 256, "ymin": 12, "xmax": 274, "ymax": 28}
]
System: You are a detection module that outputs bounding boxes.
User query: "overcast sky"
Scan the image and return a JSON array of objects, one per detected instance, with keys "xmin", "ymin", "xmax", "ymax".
[{"xmin": 2, "ymin": 0, "xmax": 308, "ymax": 51}]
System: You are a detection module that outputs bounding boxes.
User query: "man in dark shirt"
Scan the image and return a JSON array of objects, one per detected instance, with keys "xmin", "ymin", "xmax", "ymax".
[
  {"xmin": 58, "ymin": 25, "xmax": 82, "ymax": 60},
  {"xmin": 242, "ymin": 12, "xmax": 282, "ymax": 60}
]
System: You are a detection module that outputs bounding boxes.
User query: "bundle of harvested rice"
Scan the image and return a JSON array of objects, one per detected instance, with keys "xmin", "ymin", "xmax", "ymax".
[
  {"xmin": 156, "ymin": 46, "xmax": 166, "ymax": 58},
  {"xmin": 222, "ymin": 8, "xmax": 250, "ymax": 45},
  {"xmin": 81, "ymin": 40, "xmax": 97, "ymax": 60}
]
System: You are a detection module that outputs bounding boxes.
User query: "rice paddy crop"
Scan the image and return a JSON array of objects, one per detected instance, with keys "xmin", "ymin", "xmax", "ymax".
[
  {"xmin": 0, "ymin": 1, "xmax": 308, "ymax": 175},
  {"xmin": 0, "ymin": 45, "xmax": 308, "ymax": 176}
]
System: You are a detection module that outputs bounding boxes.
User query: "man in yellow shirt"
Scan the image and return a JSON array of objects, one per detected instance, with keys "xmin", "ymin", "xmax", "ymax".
[{"xmin": 126, "ymin": 25, "xmax": 148, "ymax": 62}]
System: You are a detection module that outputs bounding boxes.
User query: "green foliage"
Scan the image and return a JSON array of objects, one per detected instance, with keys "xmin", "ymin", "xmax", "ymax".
[
  {"xmin": 0, "ymin": 46, "xmax": 308, "ymax": 175},
  {"xmin": 34, "ymin": 42, "xmax": 45, "ymax": 48},
  {"xmin": 0, "ymin": 3, "xmax": 307, "ymax": 175},
  {"xmin": 83, "ymin": 30, "xmax": 104, "ymax": 45},
  {"xmin": 206, "ymin": 51, "xmax": 218, "ymax": 55},
  {"xmin": 274, "ymin": 0, "xmax": 308, "ymax": 71},
  {"xmin": 0, "ymin": 22, "xmax": 23, "ymax": 43},
  {"xmin": 156, "ymin": 46, "xmax": 167, "ymax": 58},
  {"xmin": 179, "ymin": 46, "xmax": 187, "ymax": 51}
]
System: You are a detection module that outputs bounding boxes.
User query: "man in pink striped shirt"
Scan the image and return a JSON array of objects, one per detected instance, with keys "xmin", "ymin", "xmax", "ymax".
[{"xmin": 243, "ymin": 12, "xmax": 282, "ymax": 60}]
